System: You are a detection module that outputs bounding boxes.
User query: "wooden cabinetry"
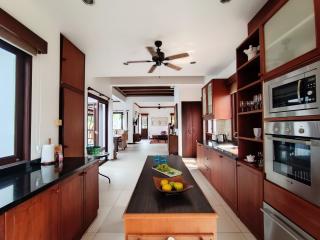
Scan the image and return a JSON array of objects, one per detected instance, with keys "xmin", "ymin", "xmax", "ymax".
[
  {"xmin": 60, "ymin": 172, "xmax": 84, "ymax": 240},
  {"xmin": 237, "ymin": 161, "xmax": 263, "ymax": 239},
  {"xmin": 208, "ymin": 150, "xmax": 222, "ymax": 193},
  {"xmin": 5, "ymin": 185, "xmax": 59, "ymax": 240},
  {"xmin": 168, "ymin": 135, "xmax": 178, "ymax": 155},
  {"xmin": 221, "ymin": 156, "xmax": 237, "ymax": 211},
  {"xmin": 202, "ymin": 79, "xmax": 231, "ymax": 120},
  {"xmin": 84, "ymin": 163, "xmax": 99, "ymax": 230},
  {"xmin": 0, "ymin": 214, "xmax": 4, "ymax": 240}
]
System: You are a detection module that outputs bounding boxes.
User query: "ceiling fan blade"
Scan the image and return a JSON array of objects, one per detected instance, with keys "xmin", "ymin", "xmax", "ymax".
[
  {"xmin": 146, "ymin": 47, "xmax": 157, "ymax": 57},
  {"xmin": 165, "ymin": 53, "xmax": 189, "ymax": 61},
  {"xmin": 148, "ymin": 64, "xmax": 157, "ymax": 73},
  {"xmin": 125, "ymin": 60, "xmax": 152, "ymax": 64},
  {"xmin": 164, "ymin": 63, "xmax": 182, "ymax": 71}
]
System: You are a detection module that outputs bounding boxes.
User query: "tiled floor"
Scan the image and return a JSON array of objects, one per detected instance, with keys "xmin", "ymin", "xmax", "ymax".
[{"xmin": 82, "ymin": 141, "xmax": 256, "ymax": 240}]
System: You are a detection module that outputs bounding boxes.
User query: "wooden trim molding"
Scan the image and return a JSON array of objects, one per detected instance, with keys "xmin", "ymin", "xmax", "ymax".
[{"xmin": 0, "ymin": 8, "xmax": 47, "ymax": 54}]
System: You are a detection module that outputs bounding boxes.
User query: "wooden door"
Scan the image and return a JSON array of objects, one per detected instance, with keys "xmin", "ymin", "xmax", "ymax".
[
  {"xmin": 237, "ymin": 162, "xmax": 263, "ymax": 239},
  {"xmin": 60, "ymin": 172, "xmax": 84, "ymax": 240},
  {"xmin": 5, "ymin": 185, "xmax": 59, "ymax": 240},
  {"xmin": 182, "ymin": 102, "xmax": 203, "ymax": 157},
  {"xmin": 84, "ymin": 163, "xmax": 99, "ymax": 230},
  {"xmin": 60, "ymin": 35, "xmax": 85, "ymax": 157},
  {"xmin": 141, "ymin": 114, "xmax": 148, "ymax": 139},
  {"xmin": 61, "ymin": 88, "xmax": 84, "ymax": 157},
  {"xmin": 221, "ymin": 156, "xmax": 237, "ymax": 211}
]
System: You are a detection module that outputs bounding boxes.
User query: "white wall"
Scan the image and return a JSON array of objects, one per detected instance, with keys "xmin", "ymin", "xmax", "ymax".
[
  {"xmin": 204, "ymin": 60, "xmax": 236, "ymax": 84},
  {"xmin": 0, "ymin": 1, "xmax": 61, "ymax": 160},
  {"xmin": 139, "ymin": 108, "xmax": 174, "ymax": 137}
]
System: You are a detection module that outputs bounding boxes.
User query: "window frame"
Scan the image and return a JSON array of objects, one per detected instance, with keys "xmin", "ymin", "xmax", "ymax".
[
  {"xmin": 112, "ymin": 112, "xmax": 124, "ymax": 130},
  {"xmin": 0, "ymin": 39, "xmax": 32, "ymax": 166}
]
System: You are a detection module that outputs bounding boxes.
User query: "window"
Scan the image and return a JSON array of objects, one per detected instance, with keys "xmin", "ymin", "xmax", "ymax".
[
  {"xmin": 87, "ymin": 94, "xmax": 108, "ymax": 148},
  {"xmin": 0, "ymin": 39, "xmax": 32, "ymax": 165},
  {"xmin": 113, "ymin": 112, "xmax": 123, "ymax": 130}
]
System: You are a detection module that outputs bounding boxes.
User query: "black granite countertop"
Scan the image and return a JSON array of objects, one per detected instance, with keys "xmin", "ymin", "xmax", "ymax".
[
  {"xmin": 125, "ymin": 155, "xmax": 215, "ymax": 214},
  {"xmin": 203, "ymin": 141, "xmax": 238, "ymax": 160},
  {"xmin": 0, "ymin": 157, "xmax": 98, "ymax": 214}
]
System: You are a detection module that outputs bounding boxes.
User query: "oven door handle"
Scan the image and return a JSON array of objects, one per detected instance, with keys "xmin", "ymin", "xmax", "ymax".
[
  {"xmin": 297, "ymin": 79, "xmax": 302, "ymax": 103},
  {"xmin": 266, "ymin": 135, "xmax": 311, "ymax": 146},
  {"xmin": 261, "ymin": 208, "xmax": 308, "ymax": 240}
]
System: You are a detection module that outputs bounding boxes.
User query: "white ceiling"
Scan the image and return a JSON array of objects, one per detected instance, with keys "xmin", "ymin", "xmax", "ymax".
[{"xmin": 38, "ymin": 0, "xmax": 267, "ymax": 77}]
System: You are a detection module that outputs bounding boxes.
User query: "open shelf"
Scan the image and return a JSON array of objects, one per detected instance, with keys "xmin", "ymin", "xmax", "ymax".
[
  {"xmin": 238, "ymin": 136, "xmax": 263, "ymax": 143},
  {"xmin": 238, "ymin": 79, "xmax": 262, "ymax": 92},
  {"xmin": 238, "ymin": 109, "xmax": 262, "ymax": 115},
  {"xmin": 237, "ymin": 53, "xmax": 260, "ymax": 72},
  {"xmin": 236, "ymin": 29, "xmax": 260, "ymax": 68}
]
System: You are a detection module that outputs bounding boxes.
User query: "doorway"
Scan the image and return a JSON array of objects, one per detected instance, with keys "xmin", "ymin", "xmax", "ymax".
[
  {"xmin": 141, "ymin": 114, "xmax": 149, "ymax": 139},
  {"xmin": 182, "ymin": 101, "xmax": 203, "ymax": 157},
  {"xmin": 87, "ymin": 93, "xmax": 108, "ymax": 149}
]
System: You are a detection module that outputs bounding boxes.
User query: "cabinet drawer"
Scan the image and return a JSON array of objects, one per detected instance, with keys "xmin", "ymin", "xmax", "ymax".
[{"xmin": 128, "ymin": 234, "xmax": 214, "ymax": 240}]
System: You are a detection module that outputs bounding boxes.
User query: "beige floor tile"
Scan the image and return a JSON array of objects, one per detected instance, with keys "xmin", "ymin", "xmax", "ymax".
[
  {"xmin": 98, "ymin": 206, "xmax": 126, "ymax": 233},
  {"xmin": 215, "ymin": 233, "xmax": 246, "ymax": 240},
  {"xmin": 93, "ymin": 233, "xmax": 125, "ymax": 240},
  {"xmin": 86, "ymin": 206, "xmax": 112, "ymax": 233},
  {"xmin": 242, "ymin": 232, "xmax": 257, "ymax": 240},
  {"xmin": 81, "ymin": 232, "xmax": 96, "ymax": 240}
]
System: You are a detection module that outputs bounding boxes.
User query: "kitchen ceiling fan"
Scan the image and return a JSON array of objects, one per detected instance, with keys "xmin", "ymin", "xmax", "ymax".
[{"xmin": 123, "ymin": 40, "xmax": 190, "ymax": 73}]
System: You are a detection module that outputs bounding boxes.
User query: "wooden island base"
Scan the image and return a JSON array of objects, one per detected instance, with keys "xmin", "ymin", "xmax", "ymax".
[{"xmin": 124, "ymin": 213, "xmax": 217, "ymax": 240}]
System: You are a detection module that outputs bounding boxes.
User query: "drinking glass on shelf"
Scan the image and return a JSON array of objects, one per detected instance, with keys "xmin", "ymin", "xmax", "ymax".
[
  {"xmin": 240, "ymin": 101, "xmax": 245, "ymax": 112},
  {"xmin": 253, "ymin": 95, "xmax": 258, "ymax": 110},
  {"xmin": 257, "ymin": 93, "xmax": 262, "ymax": 109}
]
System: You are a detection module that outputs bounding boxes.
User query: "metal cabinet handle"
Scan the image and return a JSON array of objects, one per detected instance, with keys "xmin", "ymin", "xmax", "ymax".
[{"xmin": 266, "ymin": 135, "xmax": 311, "ymax": 145}]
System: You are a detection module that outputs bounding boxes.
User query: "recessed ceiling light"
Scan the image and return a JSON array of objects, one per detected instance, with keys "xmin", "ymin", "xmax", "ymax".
[
  {"xmin": 82, "ymin": 0, "xmax": 94, "ymax": 5},
  {"xmin": 220, "ymin": 0, "xmax": 231, "ymax": 3},
  {"xmin": 190, "ymin": 61, "xmax": 197, "ymax": 64}
]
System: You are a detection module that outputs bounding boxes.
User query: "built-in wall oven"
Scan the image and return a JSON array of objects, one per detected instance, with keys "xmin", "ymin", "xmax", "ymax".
[
  {"xmin": 265, "ymin": 121, "xmax": 320, "ymax": 206},
  {"xmin": 264, "ymin": 61, "xmax": 320, "ymax": 118}
]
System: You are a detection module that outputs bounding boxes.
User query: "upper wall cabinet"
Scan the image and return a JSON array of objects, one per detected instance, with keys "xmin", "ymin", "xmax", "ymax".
[
  {"xmin": 264, "ymin": 0, "xmax": 317, "ymax": 74},
  {"xmin": 202, "ymin": 79, "xmax": 231, "ymax": 120}
]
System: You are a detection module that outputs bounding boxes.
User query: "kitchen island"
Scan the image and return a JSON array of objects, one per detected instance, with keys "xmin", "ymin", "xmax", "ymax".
[{"xmin": 124, "ymin": 155, "xmax": 217, "ymax": 240}]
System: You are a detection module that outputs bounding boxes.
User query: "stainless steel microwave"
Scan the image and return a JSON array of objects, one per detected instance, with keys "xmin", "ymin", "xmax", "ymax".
[{"xmin": 264, "ymin": 61, "xmax": 320, "ymax": 118}]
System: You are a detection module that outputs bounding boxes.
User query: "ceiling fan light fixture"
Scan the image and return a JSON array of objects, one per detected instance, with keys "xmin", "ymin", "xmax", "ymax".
[{"xmin": 82, "ymin": 0, "xmax": 95, "ymax": 5}]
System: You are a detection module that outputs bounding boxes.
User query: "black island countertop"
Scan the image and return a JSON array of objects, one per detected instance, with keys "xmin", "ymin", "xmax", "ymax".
[
  {"xmin": 0, "ymin": 157, "xmax": 98, "ymax": 214},
  {"xmin": 125, "ymin": 155, "xmax": 215, "ymax": 214}
]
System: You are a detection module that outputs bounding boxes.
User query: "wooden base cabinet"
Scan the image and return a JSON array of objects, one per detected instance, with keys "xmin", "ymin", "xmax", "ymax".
[
  {"xmin": 128, "ymin": 234, "xmax": 214, "ymax": 240},
  {"xmin": 5, "ymin": 185, "xmax": 60, "ymax": 240},
  {"xmin": 0, "ymin": 215, "xmax": 4, "ymax": 240},
  {"xmin": 60, "ymin": 172, "xmax": 84, "ymax": 240},
  {"xmin": 221, "ymin": 156, "xmax": 237, "ymax": 211},
  {"xmin": 237, "ymin": 161, "xmax": 263, "ymax": 239},
  {"xmin": 84, "ymin": 163, "xmax": 99, "ymax": 229}
]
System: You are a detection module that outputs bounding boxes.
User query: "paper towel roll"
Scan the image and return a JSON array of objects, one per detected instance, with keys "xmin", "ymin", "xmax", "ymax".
[{"xmin": 41, "ymin": 144, "xmax": 55, "ymax": 164}]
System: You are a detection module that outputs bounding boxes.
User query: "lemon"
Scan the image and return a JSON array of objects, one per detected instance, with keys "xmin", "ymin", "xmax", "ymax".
[
  {"xmin": 162, "ymin": 184, "xmax": 172, "ymax": 192},
  {"xmin": 169, "ymin": 181, "xmax": 175, "ymax": 187},
  {"xmin": 160, "ymin": 179, "xmax": 169, "ymax": 186},
  {"xmin": 173, "ymin": 182, "xmax": 184, "ymax": 191}
]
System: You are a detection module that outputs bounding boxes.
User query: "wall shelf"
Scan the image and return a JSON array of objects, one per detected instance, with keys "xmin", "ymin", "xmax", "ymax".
[
  {"xmin": 237, "ymin": 53, "xmax": 260, "ymax": 72},
  {"xmin": 238, "ymin": 79, "xmax": 262, "ymax": 92}
]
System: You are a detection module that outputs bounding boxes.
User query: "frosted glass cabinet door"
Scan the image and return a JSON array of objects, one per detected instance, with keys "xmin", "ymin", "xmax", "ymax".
[
  {"xmin": 202, "ymin": 88, "xmax": 207, "ymax": 115},
  {"xmin": 264, "ymin": 0, "xmax": 316, "ymax": 72},
  {"xmin": 207, "ymin": 83, "xmax": 212, "ymax": 114}
]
